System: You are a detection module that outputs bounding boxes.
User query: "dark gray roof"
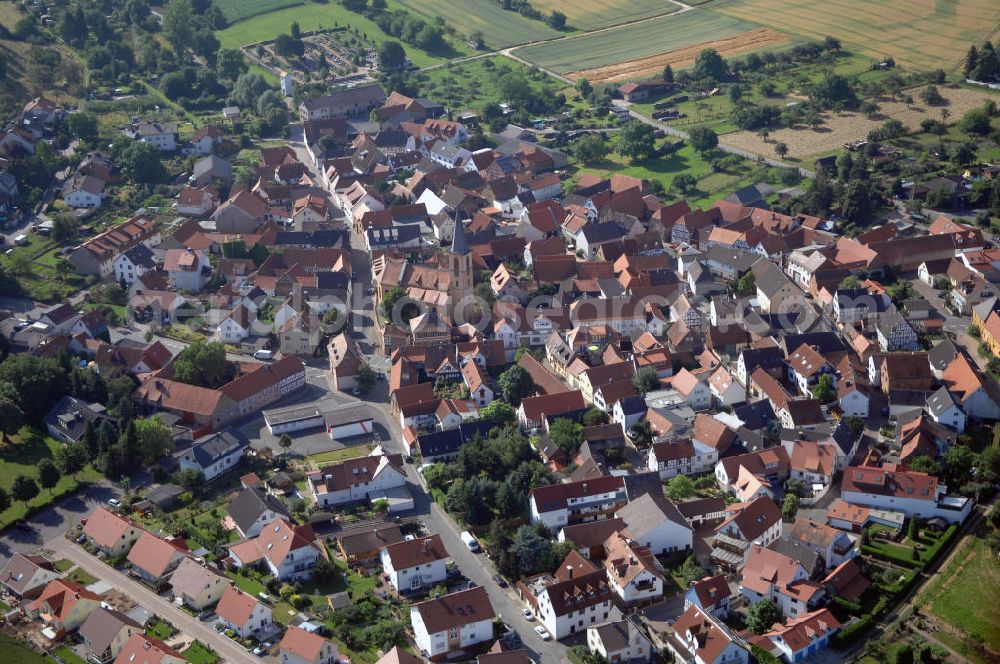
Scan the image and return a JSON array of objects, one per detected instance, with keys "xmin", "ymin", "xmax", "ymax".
[
  {"xmin": 928, "ymin": 339, "xmax": 959, "ymax": 372},
  {"xmin": 274, "ymin": 230, "xmax": 350, "ymax": 248},
  {"xmin": 228, "ymin": 486, "xmax": 291, "ymax": 534},
  {"xmin": 621, "ymin": 471, "xmax": 664, "ymax": 501},
  {"xmin": 145, "ymin": 484, "xmax": 183, "ymax": 509},
  {"xmin": 79, "ymin": 608, "xmax": 140, "ymax": 654},
  {"xmin": 43, "ymin": 396, "xmax": 111, "ymax": 443},
  {"xmin": 617, "ymin": 395, "xmax": 647, "ymax": 416},
  {"xmin": 582, "ymin": 221, "xmax": 625, "ymax": 244},
  {"xmin": 122, "ymin": 243, "xmax": 157, "ymax": 270},
  {"xmin": 704, "ymin": 245, "xmax": 760, "ymax": 273},
  {"xmin": 780, "ymin": 332, "xmax": 846, "ymax": 356},
  {"xmin": 674, "ymin": 496, "xmax": 726, "ymax": 520},
  {"xmin": 417, "ymin": 420, "xmax": 496, "ymax": 458},
  {"xmin": 876, "ymin": 306, "xmax": 911, "ymax": 337},
  {"xmin": 769, "ymin": 538, "xmax": 820, "ymax": 575},
  {"xmin": 189, "ymin": 428, "xmax": 248, "ymax": 467},
  {"xmin": 616, "ymin": 492, "xmax": 690, "ymax": 537},
  {"xmin": 926, "ymin": 386, "xmax": 959, "ymax": 418},
  {"xmin": 751, "ymin": 260, "xmax": 793, "ymax": 297},
  {"xmin": 451, "ymin": 218, "xmax": 470, "ymax": 256},
  {"xmin": 365, "ymin": 224, "xmax": 421, "ymax": 248}
]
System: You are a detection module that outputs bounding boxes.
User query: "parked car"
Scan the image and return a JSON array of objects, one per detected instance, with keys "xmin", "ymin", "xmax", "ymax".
[
  {"xmin": 521, "ymin": 608, "xmax": 534, "ymax": 621},
  {"xmin": 534, "ymin": 626, "xmax": 551, "ymax": 641},
  {"xmin": 106, "ymin": 498, "xmax": 120, "ymax": 508},
  {"xmin": 492, "ymin": 575, "xmax": 508, "ymax": 588},
  {"xmin": 252, "ymin": 642, "xmax": 273, "ymax": 656}
]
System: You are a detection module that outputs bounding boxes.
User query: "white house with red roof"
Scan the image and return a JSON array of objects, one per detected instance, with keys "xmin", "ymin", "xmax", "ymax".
[
  {"xmin": 528, "ymin": 475, "xmax": 626, "ymax": 531},
  {"xmin": 27, "ymin": 579, "xmax": 104, "ymax": 633},
  {"xmin": 751, "ymin": 608, "xmax": 840, "ymax": 663},
  {"xmin": 279, "ymin": 625, "xmax": 339, "ymax": 664},
  {"xmin": 228, "ymin": 518, "xmax": 327, "ymax": 581},
  {"xmin": 112, "ymin": 634, "xmax": 185, "ymax": 664},
  {"xmin": 739, "ymin": 545, "xmax": 824, "ymax": 619},
  {"xmin": 663, "ymin": 604, "xmax": 748, "ymax": 664},
  {"xmin": 215, "ymin": 585, "xmax": 273, "ymax": 638},
  {"xmin": 683, "ymin": 575, "xmax": 732, "ymax": 619},
  {"xmin": 126, "ymin": 531, "xmax": 188, "ymax": 587},
  {"xmin": 840, "ymin": 463, "xmax": 972, "ymax": 523},
  {"xmin": 82, "ymin": 506, "xmax": 144, "ymax": 557},
  {"xmin": 410, "ymin": 586, "xmax": 496, "ymax": 657}
]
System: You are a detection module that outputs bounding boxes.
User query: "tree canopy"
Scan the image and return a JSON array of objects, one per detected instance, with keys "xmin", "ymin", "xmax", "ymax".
[{"xmin": 172, "ymin": 340, "xmax": 232, "ymax": 388}]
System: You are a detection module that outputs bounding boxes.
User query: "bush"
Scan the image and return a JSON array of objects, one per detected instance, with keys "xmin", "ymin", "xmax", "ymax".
[{"xmin": 832, "ymin": 614, "xmax": 873, "ymax": 647}]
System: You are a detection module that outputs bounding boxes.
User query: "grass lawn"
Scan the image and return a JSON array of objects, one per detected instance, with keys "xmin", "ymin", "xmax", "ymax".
[
  {"xmin": 228, "ymin": 571, "xmax": 268, "ymax": 596},
  {"xmin": 416, "ymin": 55, "xmax": 561, "ymax": 114},
  {"xmin": 0, "ymin": 427, "xmax": 103, "ymax": 527},
  {"xmin": 398, "ymin": 0, "xmax": 560, "ymax": 49},
  {"xmin": 66, "ymin": 568, "xmax": 99, "ymax": 586},
  {"xmin": 921, "ymin": 526, "xmax": 1000, "ymax": 652},
  {"xmin": 530, "ymin": 0, "xmax": 676, "ymax": 32},
  {"xmin": 512, "ymin": 10, "xmax": 766, "ymax": 76},
  {"xmin": 53, "ymin": 646, "xmax": 87, "ymax": 664},
  {"xmin": 307, "ymin": 445, "xmax": 372, "ymax": 467},
  {"xmin": 271, "ymin": 601, "xmax": 299, "ymax": 625},
  {"xmin": 214, "ymin": 0, "xmax": 303, "ymax": 23},
  {"xmin": 0, "ymin": 1, "xmax": 24, "ymax": 31},
  {"xmin": 0, "ymin": 237, "xmax": 87, "ymax": 303},
  {"xmin": 181, "ymin": 641, "xmax": 219, "ymax": 664},
  {"xmin": 577, "ymin": 143, "xmax": 781, "ymax": 209},
  {"xmin": 145, "ymin": 618, "xmax": 176, "ymax": 641},
  {"xmin": 214, "ymin": 1, "xmax": 471, "ymax": 68},
  {"xmin": 0, "ymin": 633, "xmax": 47, "ymax": 664},
  {"xmin": 53, "ymin": 559, "xmax": 75, "ymax": 573}
]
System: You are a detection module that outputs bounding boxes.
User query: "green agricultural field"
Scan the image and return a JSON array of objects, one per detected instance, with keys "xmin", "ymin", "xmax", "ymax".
[
  {"xmin": 215, "ymin": 2, "xmax": 470, "ymax": 68},
  {"xmin": 416, "ymin": 55, "xmax": 563, "ymax": 112},
  {"xmin": 397, "ymin": 0, "xmax": 561, "ymax": 49},
  {"xmin": 512, "ymin": 10, "xmax": 776, "ymax": 80},
  {"xmin": 0, "ymin": 428, "xmax": 103, "ymax": 526},
  {"xmin": 922, "ymin": 527, "xmax": 1000, "ymax": 653},
  {"xmin": 576, "ymin": 143, "xmax": 784, "ymax": 208},
  {"xmin": 214, "ymin": 0, "xmax": 304, "ymax": 24},
  {"xmin": 0, "ymin": 1, "xmax": 24, "ymax": 31},
  {"xmin": 530, "ymin": 0, "xmax": 676, "ymax": 32},
  {"xmin": 710, "ymin": 0, "xmax": 1000, "ymax": 71}
]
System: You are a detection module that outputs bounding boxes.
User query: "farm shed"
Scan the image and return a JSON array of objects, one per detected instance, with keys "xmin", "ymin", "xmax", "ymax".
[
  {"xmin": 327, "ymin": 409, "xmax": 375, "ymax": 440},
  {"xmin": 263, "ymin": 405, "xmax": 325, "ymax": 435}
]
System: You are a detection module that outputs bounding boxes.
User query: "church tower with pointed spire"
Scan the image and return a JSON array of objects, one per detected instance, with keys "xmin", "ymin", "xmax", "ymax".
[{"xmin": 448, "ymin": 217, "xmax": 474, "ymax": 304}]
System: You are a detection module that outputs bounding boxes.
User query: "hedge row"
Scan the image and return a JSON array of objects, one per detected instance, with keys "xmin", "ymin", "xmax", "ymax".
[
  {"xmin": 831, "ymin": 614, "xmax": 874, "ymax": 647},
  {"xmin": 861, "ymin": 543, "xmax": 921, "ymax": 568}
]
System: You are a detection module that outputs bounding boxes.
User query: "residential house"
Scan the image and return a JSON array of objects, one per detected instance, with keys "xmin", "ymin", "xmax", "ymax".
[
  {"xmin": 227, "ymin": 486, "xmax": 292, "ymax": 538},
  {"xmin": 133, "ymin": 121, "xmax": 177, "ymax": 151},
  {"xmin": 684, "ymin": 575, "xmax": 732, "ymax": 619},
  {"xmin": 169, "ymin": 557, "xmax": 231, "ymax": 610},
  {"xmin": 229, "ymin": 519, "xmax": 327, "ymax": 582},
  {"xmin": 517, "ymin": 390, "xmax": 587, "ymax": 431},
  {"xmin": 82, "ymin": 506, "xmax": 144, "ymax": 557},
  {"xmin": 380, "ymin": 534, "xmax": 449, "ymax": 593},
  {"xmin": 841, "ymin": 464, "xmax": 972, "ymax": 523},
  {"xmin": 711, "ymin": 496, "xmax": 783, "ymax": 569},
  {"xmin": 670, "ymin": 369, "xmax": 713, "ymax": 411},
  {"xmin": 739, "ymin": 545, "xmax": 824, "ymax": 618},
  {"xmin": 215, "ymin": 586, "xmax": 273, "ymax": 639},
  {"xmin": 165, "ymin": 248, "xmax": 209, "ymax": 292},
  {"xmin": 126, "ymin": 531, "xmax": 188, "ymax": 587},
  {"xmin": 529, "ymin": 475, "xmax": 626, "ymax": 531},
  {"xmin": 113, "ymin": 244, "xmax": 157, "ymax": 286},
  {"xmin": 942, "ymin": 352, "xmax": 1000, "ymax": 420},
  {"xmin": 753, "ymin": 608, "xmax": 839, "ymax": 664},
  {"xmin": 69, "ymin": 214, "xmax": 160, "ymax": 277},
  {"xmin": 44, "ymin": 396, "xmax": 113, "ymax": 444},
  {"xmin": 662, "ymin": 604, "xmax": 749, "ymax": 664},
  {"xmin": 27, "ymin": 579, "xmax": 103, "ymax": 633},
  {"xmin": 337, "ymin": 524, "xmax": 404, "ymax": 566},
  {"xmin": 112, "ymin": 635, "xmax": 185, "ymax": 664},
  {"xmin": 306, "ymin": 453, "xmax": 407, "ymax": 509},
  {"xmin": 518, "ymin": 551, "xmax": 612, "ymax": 641},
  {"xmin": 875, "ymin": 308, "xmax": 919, "ymax": 352},
  {"xmin": 602, "ymin": 531, "xmax": 664, "ymax": 606},
  {"xmin": 616, "ymin": 493, "xmax": 693, "ymax": 556},
  {"xmin": 786, "ymin": 518, "xmax": 856, "ymax": 570},
  {"xmin": 0, "ymin": 553, "xmax": 60, "ymax": 599},
  {"xmin": 587, "ymin": 620, "xmax": 652, "ymax": 664},
  {"xmin": 179, "ymin": 428, "xmax": 249, "ymax": 481},
  {"xmin": 63, "ymin": 174, "xmax": 106, "ymax": 208},
  {"xmin": 79, "ymin": 608, "xmax": 143, "ymax": 664},
  {"xmin": 410, "ymin": 587, "xmax": 496, "ymax": 657},
  {"xmin": 753, "ymin": 261, "xmax": 802, "ymax": 314},
  {"xmin": 279, "ymin": 625, "xmax": 340, "ymax": 664},
  {"xmin": 648, "ymin": 438, "xmax": 717, "ymax": 479}
]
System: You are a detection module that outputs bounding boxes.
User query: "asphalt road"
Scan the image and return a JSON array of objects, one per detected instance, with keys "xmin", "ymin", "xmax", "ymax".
[
  {"xmin": 50, "ymin": 537, "xmax": 264, "ymax": 664},
  {"xmin": 0, "ymin": 483, "xmax": 121, "ymax": 565}
]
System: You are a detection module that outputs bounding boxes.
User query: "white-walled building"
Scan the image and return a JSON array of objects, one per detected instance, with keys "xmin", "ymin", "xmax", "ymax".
[
  {"xmin": 380, "ymin": 534, "xmax": 449, "ymax": 593},
  {"xmin": 410, "ymin": 587, "xmax": 495, "ymax": 658}
]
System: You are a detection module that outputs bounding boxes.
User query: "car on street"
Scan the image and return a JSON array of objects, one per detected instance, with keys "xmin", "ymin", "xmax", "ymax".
[
  {"xmin": 492, "ymin": 575, "xmax": 508, "ymax": 588},
  {"xmin": 252, "ymin": 642, "xmax": 273, "ymax": 656},
  {"xmin": 534, "ymin": 626, "xmax": 551, "ymax": 641},
  {"xmin": 467, "ymin": 580, "xmax": 477, "ymax": 589},
  {"xmin": 521, "ymin": 608, "xmax": 534, "ymax": 621},
  {"xmin": 107, "ymin": 498, "xmax": 120, "ymax": 507}
]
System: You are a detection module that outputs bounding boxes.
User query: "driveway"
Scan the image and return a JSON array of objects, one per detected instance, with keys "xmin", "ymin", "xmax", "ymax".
[
  {"xmin": 0, "ymin": 483, "xmax": 121, "ymax": 565},
  {"xmin": 48, "ymin": 538, "xmax": 263, "ymax": 664}
]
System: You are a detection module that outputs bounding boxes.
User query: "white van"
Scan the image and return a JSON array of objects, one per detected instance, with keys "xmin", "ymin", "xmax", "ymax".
[
  {"xmin": 253, "ymin": 349, "xmax": 274, "ymax": 360},
  {"xmin": 13, "ymin": 234, "xmax": 28, "ymax": 246},
  {"xmin": 460, "ymin": 531, "xmax": 480, "ymax": 553}
]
